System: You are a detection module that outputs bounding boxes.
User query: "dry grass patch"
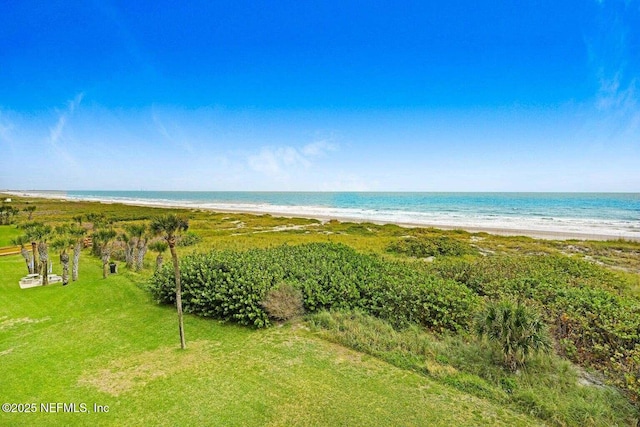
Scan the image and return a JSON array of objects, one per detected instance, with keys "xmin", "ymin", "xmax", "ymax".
[
  {"xmin": 78, "ymin": 340, "xmax": 217, "ymax": 396},
  {"xmin": 0, "ymin": 316, "xmax": 50, "ymax": 330},
  {"xmin": 425, "ymin": 359, "xmax": 459, "ymax": 378}
]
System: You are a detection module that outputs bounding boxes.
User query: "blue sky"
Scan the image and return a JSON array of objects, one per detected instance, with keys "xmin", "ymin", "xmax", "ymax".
[{"xmin": 1, "ymin": 1, "xmax": 638, "ymax": 191}]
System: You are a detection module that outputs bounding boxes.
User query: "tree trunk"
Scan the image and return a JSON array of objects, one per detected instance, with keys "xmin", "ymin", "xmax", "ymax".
[
  {"xmin": 31, "ymin": 241, "xmax": 39, "ymax": 274},
  {"xmin": 20, "ymin": 247, "xmax": 33, "ymax": 274},
  {"xmin": 156, "ymin": 253, "xmax": 164, "ymax": 270},
  {"xmin": 38, "ymin": 241, "xmax": 48, "ymax": 286},
  {"xmin": 60, "ymin": 251, "xmax": 70, "ymax": 285},
  {"xmin": 72, "ymin": 242, "xmax": 82, "ymax": 281},
  {"xmin": 170, "ymin": 242, "xmax": 186, "ymax": 349},
  {"xmin": 91, "ymin": 239, "xmax": 100, "ymax": 257},
  {"xmin": 136, "ymin": 237, "xmax": 147, "ymax": 271},
  {"xmin": 131, "ymin": 237, "xmax": 139, "ymax": 269},
  {"xmin": 102, "ymin": 249, "xmax": 109, "ymax": 279},
  {"xmin": 125, "ymin": 239, "xmax": 136, "ymax": 269}
]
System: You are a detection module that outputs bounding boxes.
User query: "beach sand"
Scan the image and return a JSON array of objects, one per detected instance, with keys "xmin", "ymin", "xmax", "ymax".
[{"xmin": 3, "ymin": 190, "xmax": 638, "ymax": 242}]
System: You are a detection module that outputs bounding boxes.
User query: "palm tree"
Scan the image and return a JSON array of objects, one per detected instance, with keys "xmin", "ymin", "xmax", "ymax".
[
  {"xmin": 0, "ymin": 204, "xmax": 19, "ymax": 224},
  {"xmin": 67, "ymin": 224, "xmax": 87, "ymax": 281},
  {"xmin": 119, "ymin": 232, "xmax": 134, "ymax": 269},
  {"xmin": 475, "ymin": 299, "xmax": 552, "ymax": 371},
  {"xmin": 23, "ymin": 205, "xmax": 36, "ymax": 220},
  {"xmin": 135, "ymin": 225, "xmax": 148, "ymax": 271},
  {"xmin": 52, "ymin": 236, "xmax": 75, "ymax": 285},
  {"xmin": 21, "ymin": 222, "xmax": 42, "ymax": 274},
  {"xmin": 94, "ymin": 229, "xmax": 117, "ymax": 279},
  {"xmin": 86, "ymin": 213, "xmax": 108, "ymax": 257},
  {"xmin": 11, "ymin": 235, "xmax": 33, "ymax": 274},
  {"xmin": 148, "ymin": 240, "xmax": 168, "ymax": 270},
  {"xmin": 124, "ymin": 223, "xmax": 147, "ymax": 271},
  {"xmin": 150, "ymin": 214, "xmax": 189, "ymax": 349},
  {"xmin": 28, "ymin": 224, "xmax": 53, "ymax": 285}
]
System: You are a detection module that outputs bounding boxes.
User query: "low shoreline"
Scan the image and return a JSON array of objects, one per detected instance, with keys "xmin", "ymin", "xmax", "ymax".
[{"xmin": 3, "ymin": 190, "xmax": 638, "ymax": 242}]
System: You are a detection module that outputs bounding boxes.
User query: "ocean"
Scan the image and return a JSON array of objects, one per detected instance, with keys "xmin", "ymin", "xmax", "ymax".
[{"xmin": 12, "ymin": 191, "xmax": 640, "ymax": 240}]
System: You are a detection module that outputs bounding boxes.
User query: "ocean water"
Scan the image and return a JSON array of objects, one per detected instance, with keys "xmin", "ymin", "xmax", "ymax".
[
  {"xmin": 10, "ymin": 191, "xmax": 640, "ymax": 240},
  {"xmin": 20, "ymin": 191, "xmax": 640, "ymax": 239}
]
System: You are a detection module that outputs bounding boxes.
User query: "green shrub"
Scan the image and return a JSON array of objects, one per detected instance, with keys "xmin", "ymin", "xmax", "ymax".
[
  {"xmin": 387, "ymin": 236, "xmax": 472, "ymax": 258},
  {"xmin": 177, "ymin": 231, "xmax": 201, "ymax": 247},
  {"xmin": 149, "ymin": 243, "xmax": 480, "ymax": 331}
]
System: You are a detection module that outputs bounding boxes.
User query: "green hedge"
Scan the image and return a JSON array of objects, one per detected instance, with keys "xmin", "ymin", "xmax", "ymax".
[{"xmin": 149, "ymin": 243, "xmax": 480, "ymax": 331}]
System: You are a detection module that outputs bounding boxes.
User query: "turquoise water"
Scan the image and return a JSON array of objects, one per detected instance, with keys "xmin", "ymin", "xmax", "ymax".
[
  {"xmin": 62, "ymin": 191, "xmax": 637, "ymax": 219},
  {"xmin": 52, "ymin": 191, "xmax": 639, "ymax": 239}
]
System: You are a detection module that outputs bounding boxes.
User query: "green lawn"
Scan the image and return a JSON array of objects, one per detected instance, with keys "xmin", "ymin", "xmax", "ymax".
[
  {"xmin": 0, "ymin": 224, "xmax": 21, "ymax": 247},
  {"xmin": 0, "ymin": 250, "xmax": 540, "ymax": 426}
]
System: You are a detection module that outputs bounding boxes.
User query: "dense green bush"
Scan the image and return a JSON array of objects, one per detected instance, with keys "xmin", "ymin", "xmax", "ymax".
[
  {"xmin": 387, "ymin": 236, "xmax": 473, "ymax": 258},
  {"xmin": 149, "ymin": 243, "xmax": 480, "ymax": 330}
]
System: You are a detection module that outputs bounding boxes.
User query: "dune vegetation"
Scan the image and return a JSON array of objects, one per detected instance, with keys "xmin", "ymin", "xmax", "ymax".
[{"xmin": 1, "ymin": 194, "xmax": 639, "ymax": 426}]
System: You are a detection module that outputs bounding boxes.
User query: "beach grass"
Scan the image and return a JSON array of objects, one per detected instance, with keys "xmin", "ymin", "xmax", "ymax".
[{"xmin": 308, "ymin": 310, "xmax": 637, "ymax": 426}]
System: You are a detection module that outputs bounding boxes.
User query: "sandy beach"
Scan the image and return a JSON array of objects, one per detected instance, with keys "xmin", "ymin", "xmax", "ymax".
[{"xmin": 4, "ymin": 190, "xmax": 638, "ymax": 242}]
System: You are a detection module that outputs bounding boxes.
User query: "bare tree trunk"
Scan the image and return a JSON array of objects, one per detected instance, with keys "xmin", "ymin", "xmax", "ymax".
[
  {"xmin": 136, "ymin": 237, "xmax": 147, "ymax": 271},
  {"xmin": 156, "ymin": 253, "xmax": 164, "ymax": 270},
  {"xmin": 60, "ymin": 251, "xmax": 70, "ymax": 285},
  {"xmin": 72, "ymin": 242, "xmax": 82, "ymax": 281},
  {"xmin": 20, "ymin": 247, "xmax": 33, "ymax": 274},
  {"xmin": 131, "ymin": 237, "xmax": 139, "ymax": 269},
  {"xmin": 31, "ymin": 241, "xmax": 39, "ymax": 274},
  {"xmin": 125, "ymin": 239, "xmax": 136, "ymax": 269},
  {"xmin": 101, "ymin": 249, "xmax": 110, "ymax": 279},
  {"xmin": 38, "ymin": 241, "xmax": 48, "ymax": 286},
  {"xmin": 170, "ymin": 243, "xmax": 186, "ymax": 349}
]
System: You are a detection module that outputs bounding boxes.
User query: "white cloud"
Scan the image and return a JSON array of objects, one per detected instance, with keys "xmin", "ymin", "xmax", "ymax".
[
  {"xmin": 586, "ymin": 2, "xmax": 640, "ymax": 144},
  {"xmin": 301, "ymin": 140, "xmax": 338, "ymax": 157},
  {"xmin": 247, "ymin": 141, "xmax": 337, "ymax": 178},
  {"xmin": 49, "ymin": 115, "xmax": 66, "ymax": 145},
  {"xmin": 49, "ymin": 92, "xmax": 83, "ymax": 146},
  {"xmin": 151, "ymin": 110, "xmax": 194, "ymax": 154},
  {"xmin": 44, "ymin": 92, "xmax": 85, "ymax": 170},
  {"xmin": 248, "ymin": 147, "xmax": 283, "ymax": 176},
  {"xmin": 596, "ymin": 73, "xmax": 638, "ymax": 111},
  {"xmin": 69, "ymin": 92, "xmax": 83, "ymax": 113}
]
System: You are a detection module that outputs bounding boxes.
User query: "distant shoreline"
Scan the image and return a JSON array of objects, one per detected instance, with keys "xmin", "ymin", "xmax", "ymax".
[{"xmin": 3, "ymin": 190, "xmax": 639, "ymax": 242}]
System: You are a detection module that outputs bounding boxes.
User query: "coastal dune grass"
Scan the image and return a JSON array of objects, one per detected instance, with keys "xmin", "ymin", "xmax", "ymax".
[
  {"xmin": 0, "ymin": 240, "xmax": 539, "ymax": 426},
  {"xmin": 308, "ymin": 310, "xmax": 637, "ymax": 426}
]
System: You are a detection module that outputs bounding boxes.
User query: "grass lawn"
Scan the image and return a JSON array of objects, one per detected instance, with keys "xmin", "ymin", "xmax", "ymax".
[
  {"xmin": 0, "ymin": 224, "xmax": 22, "ymax": 247},
  {"xmin": 0, "ymin": 249, "xmax": 541, "ymax": 426}
]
